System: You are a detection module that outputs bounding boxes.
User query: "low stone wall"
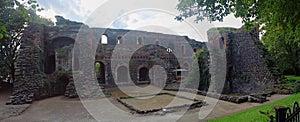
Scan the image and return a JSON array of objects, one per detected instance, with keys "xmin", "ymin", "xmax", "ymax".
[
  {"xmin": 164, "ymin": 88, "xmax": 271, "ymax": 104},
  {"xmin": 64, "ymin": 76, "xmax": 78, "ymax": 98},
  {"xmin": 117, "ymin": 93, "xmax": 206, "ymax": 114}
]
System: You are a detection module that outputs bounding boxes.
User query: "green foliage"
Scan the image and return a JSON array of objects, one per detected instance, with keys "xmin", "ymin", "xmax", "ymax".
[
  {"xmin": 55, "ymin": 66, "xmax": 73, "ymax": 74},
  {"xmin": 183, "ymin": 48, "xmax": 211, "ymax": 91},
  {"xmin": 286, "ymin": 76, "xmax": 300, "ymax": 93},
  {"xmin": 56, "ymin": 50, "xmax": 66, "ymax": 58},
  {"xmin": 57, "ymin": 65, "xmax": 64, "ymax": 72},
  {"xmin": 95, "ymin": 62, "xmax": 100, "ymax": 77},
  {"xmin": 0, "ymin": 0, "xmax": 53, "ymax": 82},
  {"xmin": 209, "ymin": 93, "xmax": 300, "ymax": 122},
  {"xmin": 262, "ymin": 22, "xmax": 300, "ymax": 75},
  {"xmin": 293, "ymin": 82, "xmax": 300, "ymax": 93},
  {"xmin": 176, "ymin": 0, "xmax": 300, "ymax": 75},
  {"xmin": 285, "ymin": 75, "xmax": 300, "ymax": 81},
  {"xmin": 37, "ymin": 71, "xmax": 47, "ymax": 78},
  {"xmin": 259, "ymin": 110, "xmax": 275, "ymax": 122}
]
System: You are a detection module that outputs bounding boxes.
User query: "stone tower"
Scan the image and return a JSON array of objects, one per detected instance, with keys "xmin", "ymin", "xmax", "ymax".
[{"xmin": 208, "ymin": 27, "xmax": 276, "ymax": 94}]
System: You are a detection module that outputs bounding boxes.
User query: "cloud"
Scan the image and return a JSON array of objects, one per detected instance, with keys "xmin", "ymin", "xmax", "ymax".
[
  {"xmin": 109, "ymin": 11, "xmax": 200, "ymax": 41},
  {"xmin": 35, "ymin": 0, "xmax": 243, "ymax": 41},
  {"xmin": 109, "ymin": 10, "xmax": 243, "ymax": 41},
  {"xmin": 36, "ymin": 0, "xmax": 107, "ymax": 22}
]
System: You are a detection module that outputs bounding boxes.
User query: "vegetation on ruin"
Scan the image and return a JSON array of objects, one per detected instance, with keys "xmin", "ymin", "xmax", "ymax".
[
  {"xmin": 56, "ymin": 50, "xmax": 67, "ymax": 58},
  {"xmin": 183, "ymin": 48, "xmax": 211, "ymax": 91},
  {"xmin": 176, "ymin": 0, "xmax": 300, "ymax": 75},
  {"xmin": 95, "ymin": 62, "xmax": 101, "ymax": 77},
  {"xmin": 285, "ymin": 75, "xmax": 300, "ymax": 82},
  {"xmin": 285, "ymin": 75, "xmax": 300, "ymax": 93},
  {"xmin": 209, "ymin": 93, "xmax": 300, "ymax": 122},
  {"xmin": 0, "ymin": 0, "xmax": 53, "ymax": 85},
  {"xmin": 271, "ymin": 75, "xmax": 300, "ymax": 94},
  {"xmin": 207, "ymin": 27, "xmax": 238, "ymax": 34}
]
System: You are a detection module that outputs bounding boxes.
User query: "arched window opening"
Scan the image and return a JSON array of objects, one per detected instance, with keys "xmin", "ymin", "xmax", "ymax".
[
  {"xmin": 181, "ymin": 45, "xmax": 186, "ymax": 54},
  {"xmin": 117, "ymin": 36, "xmax": 123, "ymax": 44},
  {"xmin": 139, "ymin": 67, "xmax": 149, "ymax": 82},
  {"xmin": 95, "ymin": 62, "xmax": 106, "ymax": 84},
  {"xmin": 117, "ymin": 66, "xmax": 128, "ymax": 83},
  {"xmin": 101, "ymin": 35, "xmax": 108, "ymax": 44},
  {"xmin": 220, "ymin": 37, "xmax": 225, "ymax": 49},
  {"xmin": 193, "ymin": 48, "xmax": 197, "ymax": 52}
]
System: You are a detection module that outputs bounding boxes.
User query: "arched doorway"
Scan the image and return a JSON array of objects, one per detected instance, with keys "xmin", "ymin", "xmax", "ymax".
[
  {"xmin": 139, "ymin": 67, "xmax": 149, "ymax": 82},
  {"xmin": 176, "ymin": 66, "xmax": 181, "ymax": 76},
  {"xmin": 46, "ymin": 37, "xmax": 75, "ymax": 74},
  {"xmin": 48, "ymin": 55, "xmax": 56, "ymax": 73},
  {"xmin": 95, "ymin": 62, "xmax": 105, "ymax": 84},
  {"xmin": 117, "ymin": 66, "xmax": 128, "ymax": 83}
]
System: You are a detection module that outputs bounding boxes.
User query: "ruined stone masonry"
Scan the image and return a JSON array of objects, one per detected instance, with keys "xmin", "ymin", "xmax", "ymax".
[
  {"xmin": 7, "ymin": 16, "xmax": 276, "ymax": 104},
  {"xmin": 208, "ymin": 28, "xmax": 276, "ymax": 94}
]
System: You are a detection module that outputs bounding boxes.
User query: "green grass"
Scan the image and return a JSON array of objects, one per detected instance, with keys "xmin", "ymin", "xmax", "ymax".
[
  {"xmin": 209, "ymin": 94, "xmax": 300, "ymax": 122},
  {"xmin": 285, "ymin": 75, "xmax": 300, "ymax": 81}
]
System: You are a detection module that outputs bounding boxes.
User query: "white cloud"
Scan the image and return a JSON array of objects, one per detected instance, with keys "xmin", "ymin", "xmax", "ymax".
[
  {"xmin": 110, "ymin": 11, "xmax": 243, "ymax": 41},
  {"xmin": 35, "ymin": 0, "xmax": 243, "ymax": 41},
  {"xmin": 37, "ymin": 7, "xmax": 58, "ymax": 22}
]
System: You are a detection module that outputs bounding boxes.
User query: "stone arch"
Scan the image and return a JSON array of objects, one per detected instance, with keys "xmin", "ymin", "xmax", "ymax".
[
  {"xmin": 138, "ymin": 67, "xmax": 150, "ymax": 82},
  {"xmin": 49, "ymin": 36, "xmax": 75, "ymax": 47},
  {"xmin": 116, "ymin": 65, "xmax": 129, "ymax": 83},
  {"xmin": 46, "ymin": 37, "xmax": 75, "ymax": 74},
  {"xmin": 48, "ymin": 34, "xmax": 76, "ymax": 41},
  {"xmin": 95, "ymin": 61, "xmax": 106, "ymax": 84}
]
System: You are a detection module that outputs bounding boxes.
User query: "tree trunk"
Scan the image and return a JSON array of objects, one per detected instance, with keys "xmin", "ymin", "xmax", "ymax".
[{"xmin": 9, "ymin": 62, "xmax": 15, "ymax": 84}]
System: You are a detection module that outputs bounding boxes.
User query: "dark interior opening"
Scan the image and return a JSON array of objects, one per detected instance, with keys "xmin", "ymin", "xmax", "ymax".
[{"xmin": 139, "ymin": 67, "xmax": 149, "ymax": 82}]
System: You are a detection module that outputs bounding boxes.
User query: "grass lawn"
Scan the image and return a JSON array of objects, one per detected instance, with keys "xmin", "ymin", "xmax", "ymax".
[
  {"xmin": 285, "ymin": 75, "xmax": 300, "ymax": 81},
  {"xmin": 209, "ymin": 93, "xmax": 300, "ymax": 122}
]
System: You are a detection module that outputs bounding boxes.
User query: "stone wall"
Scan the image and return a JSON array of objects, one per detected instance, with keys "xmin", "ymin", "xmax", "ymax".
[
  {"xmin": 7, "ymin": 24, "xmax": 78, "ymax": 104},
  {"xmin": 7, "ymin": 24, "xmax": 45, "ymax": 104},
  {"xmin": 9, "ymin": 17, "xmax": 279, "ymax": 104},
  {"xmin": 208, "ymin": 27, "xmax": 276, "ymax": 94}
]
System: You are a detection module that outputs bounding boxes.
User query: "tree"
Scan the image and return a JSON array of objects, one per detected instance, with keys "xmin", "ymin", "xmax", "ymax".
[
  {"xmin": 176, "ymin": 0, "xmax": 300, "ymax": 75},
  {"xmin": 0, "ymin": 0, "xmax": 53, "ymax": 84}
]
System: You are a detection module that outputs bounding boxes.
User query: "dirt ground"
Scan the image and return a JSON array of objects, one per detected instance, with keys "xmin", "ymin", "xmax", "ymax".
[
  {"xmin": 0, "ymin": 88, "xmax": 31, "ymax": 120},
  {"xmin": 0, "ymin": 85, "xmax": 291, "ymax": 122}
]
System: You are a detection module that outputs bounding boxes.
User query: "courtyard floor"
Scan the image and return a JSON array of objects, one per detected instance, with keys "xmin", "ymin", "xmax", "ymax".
[{"xmin": 0, "ymin": 85, "xmax": 290, "ymax": 122}]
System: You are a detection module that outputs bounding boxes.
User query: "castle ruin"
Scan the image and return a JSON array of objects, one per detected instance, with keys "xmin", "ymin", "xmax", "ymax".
[{"xmin": 6, "ymin": 16, "xmax": 276, "ymax": 104}]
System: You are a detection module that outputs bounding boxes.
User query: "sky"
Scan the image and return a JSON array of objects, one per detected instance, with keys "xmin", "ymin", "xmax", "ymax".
[{"xmin": 35, "ymin": 0, "xmax": 243, "ymax": 42}]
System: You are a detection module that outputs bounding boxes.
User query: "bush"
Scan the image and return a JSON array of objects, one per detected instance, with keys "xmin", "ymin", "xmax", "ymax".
[{"xmin": 293, "ymin": 81, "xmax": 300, "ymax": 93}]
